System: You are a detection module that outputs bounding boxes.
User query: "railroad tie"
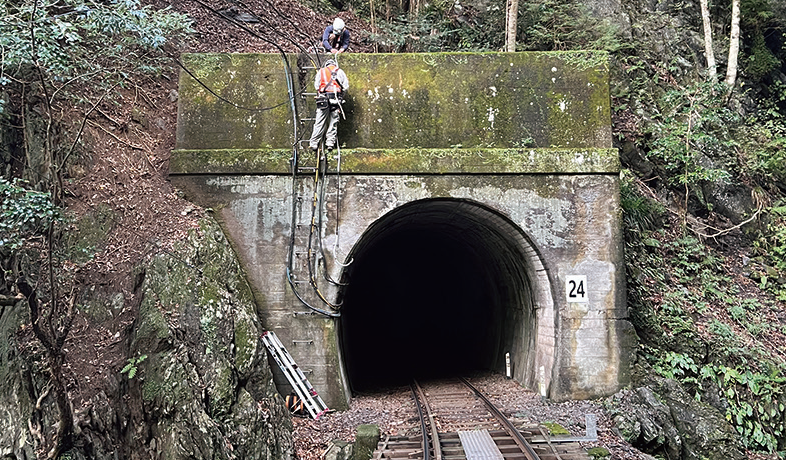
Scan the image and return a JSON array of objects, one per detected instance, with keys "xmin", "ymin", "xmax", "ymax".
[{"xmin": 457, "ymin": 430, "xmax": 505, "ymax": 460}]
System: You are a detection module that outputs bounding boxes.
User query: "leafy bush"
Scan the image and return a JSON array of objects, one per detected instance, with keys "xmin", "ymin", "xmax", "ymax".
[
  {"xmin": 646, "ymin": 81, "xmax": 739, "ymax": 210},
  {"xmin": 620, "ymin": 171, "xmax": 665, "ymax": 237},
  {"xmin": 518, "ymin": 0, "xmax": 626, "ymax": 52},
  {"xmin": 753, "ymin": 203, "xmax": 786, "ymax": 301},
  {"xmin": 741, "ymin": 80, "xmax": 786, "ymax": 185},
  {"xmin": 0, "ymin": 178, "xmax": 61, "ymax": 251},
  {"xmin": 0, "ymin": 0, "xmax": 192, "ymax": 114},
  {"xmin": 650, "ymin": 350, "xmax": 786, "ymax": 452}
]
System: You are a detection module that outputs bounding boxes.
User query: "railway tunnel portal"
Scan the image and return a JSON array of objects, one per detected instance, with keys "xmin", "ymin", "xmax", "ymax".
[
  {"xmin": 338, "ymin": 199, "xmax": 540, "ymax": 392},
  {"xmin": 170, "ymin": 51, "xmax": 635, "ymax": 408}
]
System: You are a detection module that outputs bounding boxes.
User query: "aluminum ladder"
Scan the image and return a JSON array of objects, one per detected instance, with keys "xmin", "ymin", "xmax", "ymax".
[{"xmin": 261, "ymin": 330, "xmax": 329, "ymax": 419}]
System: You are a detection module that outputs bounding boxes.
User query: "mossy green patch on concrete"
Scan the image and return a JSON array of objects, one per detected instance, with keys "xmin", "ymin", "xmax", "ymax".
[
  {"xmin": 177, "ymin": 53, "xmax": 297, "ymax": 150},
  {"xmin": 170, "ymin": 148, "xmax": 294, "ymax": 174},
  {"xmin": 353, "ymin": 425, "xmax": 380, "ymax": 460},
  {"xmin": 176, "ymin": 52, "xmax": 612, "ymax": 156},
  {"xmin": 171, "ymin": 147, "xmax": 618, "ymax": 175}
]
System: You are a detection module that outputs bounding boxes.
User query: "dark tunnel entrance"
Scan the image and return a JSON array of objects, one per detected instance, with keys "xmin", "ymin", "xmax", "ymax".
[{"xmin": 338, "ymin": 199, "xmax": 537, "ymax": 392}]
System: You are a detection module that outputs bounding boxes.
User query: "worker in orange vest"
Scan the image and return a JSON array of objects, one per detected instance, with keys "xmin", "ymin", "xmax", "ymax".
[{"xmin": 308, "ymin": 59, "xmax": 349, "ymax": 152}]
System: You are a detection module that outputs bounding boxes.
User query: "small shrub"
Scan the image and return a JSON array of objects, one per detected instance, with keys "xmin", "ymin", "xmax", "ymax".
[
  {"xmin": 0, "ymin": 178, "xmax": 61, "ymax": 251},
  {"xmin": 121, "ymin": 354, "xmax": 148, "ymax": 380}
]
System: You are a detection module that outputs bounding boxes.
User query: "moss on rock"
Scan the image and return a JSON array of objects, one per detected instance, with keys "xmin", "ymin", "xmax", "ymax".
[{"xmin": 130, "ymin": 216, "xmax": 292, "ymax": 460}]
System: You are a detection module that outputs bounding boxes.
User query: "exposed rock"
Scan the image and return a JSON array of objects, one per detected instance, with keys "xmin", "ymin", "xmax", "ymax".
[
  {"xmin": 0, "ymin": 300, "xmax": 36, "ymax": 459},
  {"xmin": 130, "ymin": 217, "xmax": 293, "ymax": 460},
  {"xmin": 0, "ymin": 217, "xmax": 293, "ymax": 460},
  {"xmin": 606, "ymin": 377, "xmax": 745, "ymax": 460},
  {"xmin": 649, "ymin": 378, "xmax": 745, "ymax": 460},
  {"xmin": 701, "ymin": 179, "xmax": 758, "ymax": 226},
  {"xmin": 606, "ymin": 386, "xmax": 681, "ymax": 459},
  {"xmin": 325, "ymin": 440, "xmax": 354, "ymax": 460}
]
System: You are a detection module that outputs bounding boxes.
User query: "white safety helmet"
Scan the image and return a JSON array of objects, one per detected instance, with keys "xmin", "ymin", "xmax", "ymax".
[
  {"xmin": 333, "ymin": 18, "xmax": 345, "ymax": 34},
  {"xmin": 325, "ymin": 59, "xmax": 337, "ymax": 67}
]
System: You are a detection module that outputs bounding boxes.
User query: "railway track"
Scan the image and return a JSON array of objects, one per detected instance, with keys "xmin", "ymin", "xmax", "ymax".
[{"xmin": 371, "ymin": 378, "xmax": 591, "ymax": 460}]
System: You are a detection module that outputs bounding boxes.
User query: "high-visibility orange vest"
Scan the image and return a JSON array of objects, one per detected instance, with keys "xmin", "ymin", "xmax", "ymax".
[{"xmin": 317, "ymin": 65, "xmax": 341, "ymax": 93}]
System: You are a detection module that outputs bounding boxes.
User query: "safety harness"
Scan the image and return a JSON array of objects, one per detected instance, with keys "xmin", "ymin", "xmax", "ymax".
[{"xmin": 317, "ymin": 65, "xmax": 342, "ymax": 94}]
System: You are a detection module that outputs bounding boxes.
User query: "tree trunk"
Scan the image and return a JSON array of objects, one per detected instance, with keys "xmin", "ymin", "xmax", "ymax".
[
  {"xmin": 17, "ymin": 276, "xmax": 76, "ymax": 459},
  {"xmin": 370, "ymin": 0, "xmax": 377, "ymax": 53},
  {"xmin": 505, "ymin": 0, "xmax": 519, "ymax": 52},
  {"xmin": 724, "ymin": 0, "xmax": 741, "ymax": 93},
  {"xmin": 700, "ymin": 0, "xmax": 717, "ymax": 79},
  {"xmin": 409, "ymin": 0, "xmax": 422, "ymax": 16}
]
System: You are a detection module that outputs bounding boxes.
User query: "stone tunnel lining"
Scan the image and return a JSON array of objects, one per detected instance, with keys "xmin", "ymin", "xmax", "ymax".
[{"xmin": 337, "ymin": 198, "xmax": 553, "ymax": 393}]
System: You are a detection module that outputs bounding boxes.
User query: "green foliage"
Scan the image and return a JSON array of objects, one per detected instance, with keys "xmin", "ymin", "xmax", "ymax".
[
  {"xmin": 653, "ymin": 351, "xmax": 699, "ymax": 381},
  {"xmin": 518, "ymin": 0, "xmax": 627, "ymax": 52},
  {"xmin": 370, "ymin": 0, "xmax": 628, "ymax": 53},
  {"xmin": 586, "ymin": 447, "xmax": 610, "ymax": 458},
  {"xmin": 646, "ymin": 82, "xmax": 738, "ymax": 207},
  {"xmin": 120, "ymin": 354, "xmax": 148, "ymax": 380},
  {"xmin": 372, "ymin": 0, "xmax": 504, "ymax": 53},
  {"xmin": 650, "ymin": 350, "xmax": 786, "ymax": 452},
  {"xmin": 633, "ymin": 230, "xmax": 786, "ymax": 452},
  {"xmin": 742, "ymin": 80, "xmax": 786, "ymax": 184},
  {"xmin": 0, "ymin": 178, "xmax": 61, "ymax": 250},
  {"xmin": 753, "ymin": 203, "xmax": 786, "ymax": 301},
  {"xmin": 620, "ymin": 170, "xmax": 665, "ymax": 237},
  {"xmin": 0, "ymin": 0, "xmax": 192, "ymax": 112},
  {"xmin": 744, "ymin": 31, "xmax": 781, "ymax": 80}
]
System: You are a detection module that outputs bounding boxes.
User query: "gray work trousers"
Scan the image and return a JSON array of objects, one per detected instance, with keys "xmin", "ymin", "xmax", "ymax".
[{"xmin": 309, "ymin": 105, "xmax": 340, "ymax": 150}]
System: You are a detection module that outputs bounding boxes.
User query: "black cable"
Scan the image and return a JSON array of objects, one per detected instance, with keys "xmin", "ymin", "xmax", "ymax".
[
  {"xmin": 316, "ymin": 149, "xmax": 349, "ymax": 287},
  {"xmin": 170, "ymin": 52, "xmax": 304, "ymax": 112},
  {"xmin": 305, "ymin": 148, "xmax": 342, "ymax": 309},
  {"xmin": 187, "ymin": 0, "xmax": 341, "ymax": 317}
]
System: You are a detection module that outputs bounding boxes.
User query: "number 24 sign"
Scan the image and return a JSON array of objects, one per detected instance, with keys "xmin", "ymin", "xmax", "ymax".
[{"xmin": 566, "ymin": 275, "xmax": 588, "ymax": 303}]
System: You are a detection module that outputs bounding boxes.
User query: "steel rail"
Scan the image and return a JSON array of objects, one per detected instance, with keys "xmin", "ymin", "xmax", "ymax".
[
  {"xmin": 410, "ymin": 383, "xmax": 432, "ymax": 460},
  {"xmin": 459, "ymin": 377, "xmax": 541, "ymax": 460},
  {"xmin": 413, "ymin": 380, "xmax": 443, "ymax": 460}
]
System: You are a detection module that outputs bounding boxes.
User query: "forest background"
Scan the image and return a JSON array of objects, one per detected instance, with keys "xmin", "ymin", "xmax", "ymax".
[{"xmin": 1, "ymin": 0, "xmax": 786, "ymax": 458}]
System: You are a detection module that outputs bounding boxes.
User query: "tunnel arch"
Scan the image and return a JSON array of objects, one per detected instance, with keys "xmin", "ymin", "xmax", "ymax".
[{"xmin": 336, "ymin": 198, "xmax": 556, "ymax": 393}]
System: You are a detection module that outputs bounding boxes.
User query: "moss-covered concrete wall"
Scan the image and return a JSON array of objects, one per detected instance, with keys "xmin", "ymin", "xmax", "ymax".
[
  {"xmin": 171, "ymin": 52, "xmax": 630, "ymax": 406},
  {"xmin": 176, "ymin": 53, "xmax": 296, "ymax": 150},
  {"xmin": 174, "ymin": 51, "xmax": 612, "ymax": 166}
]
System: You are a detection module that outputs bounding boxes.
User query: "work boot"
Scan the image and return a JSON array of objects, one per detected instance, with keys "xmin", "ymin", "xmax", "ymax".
[{"xmin": 309, "ymin": 145, "xmax": 318, "ymax": 152}]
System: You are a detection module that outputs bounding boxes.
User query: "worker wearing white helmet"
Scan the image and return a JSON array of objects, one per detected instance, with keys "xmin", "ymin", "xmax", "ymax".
[{"xmin": 322, "ymin": 17, "xmax": 350, "ymax": 54}]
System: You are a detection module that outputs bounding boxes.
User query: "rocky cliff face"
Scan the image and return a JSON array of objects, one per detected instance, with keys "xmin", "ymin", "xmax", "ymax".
[{"xmin": 0, "ymin": 217, "xmax": 293, "ymax": 460}]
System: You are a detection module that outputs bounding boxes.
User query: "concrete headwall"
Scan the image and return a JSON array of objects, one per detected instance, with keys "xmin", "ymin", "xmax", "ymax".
[{"xmin": 170, "ymin": 52, "xmax": 634, "ymax": 406}]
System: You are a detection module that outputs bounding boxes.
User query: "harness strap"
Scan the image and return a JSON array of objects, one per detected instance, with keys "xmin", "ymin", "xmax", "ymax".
[{"xmin": 319, "ymin": 66, "xmax": 342, "ymax": 94}]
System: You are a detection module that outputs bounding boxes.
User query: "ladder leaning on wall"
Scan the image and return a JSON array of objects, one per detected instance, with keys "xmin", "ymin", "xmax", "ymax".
[{"xmin": 261, "ymin": 330, "xmax": 329, "ymax": 419}]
